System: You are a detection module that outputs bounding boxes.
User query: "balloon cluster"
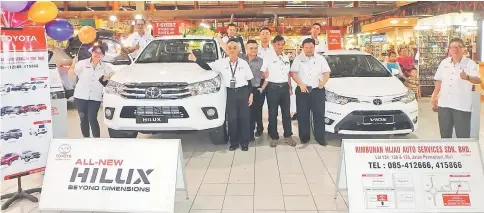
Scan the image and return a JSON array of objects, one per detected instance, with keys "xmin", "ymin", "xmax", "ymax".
[{"xmin": 1, "ymin": 1, "xmax": 96, "ymax": 43}]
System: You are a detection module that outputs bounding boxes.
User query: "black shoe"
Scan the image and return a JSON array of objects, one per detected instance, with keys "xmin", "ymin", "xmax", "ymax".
[
  {"xmin": 318, "ymin": 141, "xmax": 328, "ymax": 146},
  {"xmin": 291, "ymin": 114, "xmax": 298, "ymax": 120},
  {"xmin": 301, "ymin": 140, "xmax": 309, "ymax": 144},
  {"xmin": 255, "ymin": 131, "xmax": 263, "ymax": 137},
  {"xmin": 229, "ymin": 144, "xmax": 239, "ymax": 151},
  {"xmin": 241, "ymin": 145, "xmax": 249, "ymax": 151}
]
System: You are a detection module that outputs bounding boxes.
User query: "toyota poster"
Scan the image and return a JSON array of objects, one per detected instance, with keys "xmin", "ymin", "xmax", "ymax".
[{"xmin": 0, "ymin": 27, "xmax": 53, "ymax": 180}]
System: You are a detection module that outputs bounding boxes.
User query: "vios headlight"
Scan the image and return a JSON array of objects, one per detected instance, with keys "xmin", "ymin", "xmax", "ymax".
[
  {"xmin": 105, "ymin": 81, "xmax": 125, "ymax": 95},
  {"xmin": 325, "ymin": 91, "xmax": 358, "ymax": 105},
  {"xmin": 188, "ymin": 75, "xmax": 221, "ymax": 96},
  {"xmin": 392, "ymin": 90, "xmax": 416, "ymax": 104}
]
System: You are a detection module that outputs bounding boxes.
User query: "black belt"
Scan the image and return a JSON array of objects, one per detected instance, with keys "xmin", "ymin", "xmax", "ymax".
[
  {"xmin": 268, "ymin": 82, "xmax": 289, "ymax": 88},
  {"xmin": 227, "ymin": 85, "xmax": 248, "ymax": 91}
]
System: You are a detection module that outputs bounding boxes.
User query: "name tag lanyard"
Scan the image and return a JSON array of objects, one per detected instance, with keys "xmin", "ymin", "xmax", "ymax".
[{"xmin": 230, "ymin": 61, "xmax": 238, "ymax": 88}]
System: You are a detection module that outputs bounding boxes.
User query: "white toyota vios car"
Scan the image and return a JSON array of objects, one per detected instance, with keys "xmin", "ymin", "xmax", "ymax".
[
  {"xmin": 321, "ymin": 50, "xmax": 418, "ymax": 135},
  {"xmin": 102, "ymin": 36, "xmax": 227, "ymax": 144}
]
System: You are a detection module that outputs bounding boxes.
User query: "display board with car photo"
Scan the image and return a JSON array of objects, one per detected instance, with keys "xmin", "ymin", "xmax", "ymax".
[{"xmin": 0, "ymin": 27, "xmax": 53, "ymax": 180}]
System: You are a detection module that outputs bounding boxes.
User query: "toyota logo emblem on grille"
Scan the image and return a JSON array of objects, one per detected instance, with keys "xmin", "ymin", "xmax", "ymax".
[
  {"xmin": 373, "ymin": 99, "xmax": 382, "ymax": 105},
  {"xmin": 145, "ymin": 87, "xmax": 162, "ymax": 99}
]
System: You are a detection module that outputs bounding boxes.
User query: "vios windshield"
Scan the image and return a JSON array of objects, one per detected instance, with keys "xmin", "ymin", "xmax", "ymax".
[
  {"xmin": 136, "ymin": 39, "xmax": 219, "ymax": 63},
  {"xmin": 323, "ymin": 55, "xmax": 392, "ymax": 78}
]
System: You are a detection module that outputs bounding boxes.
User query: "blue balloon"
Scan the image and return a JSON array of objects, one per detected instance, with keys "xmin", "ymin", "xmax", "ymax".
[{"xmin": 45, "ymin": 19, "xmax": 74, "ymax": 41}]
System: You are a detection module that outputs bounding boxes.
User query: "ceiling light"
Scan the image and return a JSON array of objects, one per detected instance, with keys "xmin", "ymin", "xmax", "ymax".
[
  {"xmin": 390, "ymin": 19, "xmax": 398, "ymax": 24},
  {"xmin": 109, "ymin": 15, "xmax": 117, "ymax": 22},
  {"xmin": 200, "ymin": 23, "xmax": 210, "ymax": 29},
  {"xmin": 404, "ymin": 20, "xmax": 408, "ymax": 24},
  {"xmin": 135, "ymin": 14, "xmax": 143, "ymax": 20}
]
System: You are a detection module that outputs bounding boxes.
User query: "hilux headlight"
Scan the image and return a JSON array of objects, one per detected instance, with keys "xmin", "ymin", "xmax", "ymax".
[
  {"xmin": 325, "ymin": 91, "xmax": 358, "ymax": 105},
  {"xmin": 105, "ymin": 81, "xmax": 125, "ymax": 95},
  {"xmin": 188, "ymin": 75, "xmax": 221, "ymax": 96},
  {"xmin": 393, "ymin": 90, "xmax": 416, "ymax": 104}
]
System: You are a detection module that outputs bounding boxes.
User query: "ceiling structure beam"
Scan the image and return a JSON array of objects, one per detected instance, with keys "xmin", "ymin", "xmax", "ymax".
[{"xmin": 57, "ymin": 7, "xmax": 391, "ymax": 19}]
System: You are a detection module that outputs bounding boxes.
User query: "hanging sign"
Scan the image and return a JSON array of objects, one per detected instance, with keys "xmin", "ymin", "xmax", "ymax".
[
  {"xmin": 152, "ymin": 21, "xmax": 180, "ymax": 36},
  {"xmin": 0, "ymin": 27, "xmax": 53, "ymax": 180},
  {"xmin": 327, "ymin": 30, "xmax": 342, "ymax": 50},
  {"xmin": 39, "ymin": 139, "xmax": 187, "ymax": 212},
  {"xmin": 335, "ymin": 139, "xmax": 484, "ymax": 213}
]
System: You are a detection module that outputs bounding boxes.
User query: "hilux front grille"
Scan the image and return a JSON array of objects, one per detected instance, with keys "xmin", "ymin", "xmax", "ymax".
[
  {"xmin": 120, "ymin": 106, "xmax": 189, "ymax": 119},
  {"xmin": 121, "ymin": 82, "xmax": 191, "ymax": 100}
]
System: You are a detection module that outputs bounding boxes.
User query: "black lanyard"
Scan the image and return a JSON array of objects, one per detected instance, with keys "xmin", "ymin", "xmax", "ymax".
[{"xmin": 229, "ymin": 61, "xmax": 238, "ymax": 78}]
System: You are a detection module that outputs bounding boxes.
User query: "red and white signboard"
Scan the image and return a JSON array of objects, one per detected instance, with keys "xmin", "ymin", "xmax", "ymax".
[
  {"xmin": 152, "ymin": 21, "xmax": 180, "ymax": 36},
  {"xmin": 0, "ymin": 27, "xmax": 53, "ymax": 180},
  {"xmin": 326, "ymin": 30, "xmax": 342, "ymax": 50},
  {"xmin": 336, "ymin": 139, "xmax": 484, "ymax": 213}
]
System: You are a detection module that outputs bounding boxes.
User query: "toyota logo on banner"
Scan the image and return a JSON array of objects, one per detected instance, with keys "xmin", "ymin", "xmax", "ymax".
[{"xmin": 145, "ymin": 87, "xmax": 162, "ymax": 99}]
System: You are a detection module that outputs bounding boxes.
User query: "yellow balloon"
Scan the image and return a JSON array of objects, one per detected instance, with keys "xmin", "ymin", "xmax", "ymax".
[
  {"xmin": 28, "ymin": 1, "xmax": 58, "ymax": 23},
  {"xmin": 78, "ymin": 26, "xmax": 97, "ymax": 44}
]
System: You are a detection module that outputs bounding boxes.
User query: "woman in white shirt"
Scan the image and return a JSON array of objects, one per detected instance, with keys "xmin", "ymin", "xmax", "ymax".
[{"xmin": 73, "ymin": 45, "xmax": 114, "ymax": 138}]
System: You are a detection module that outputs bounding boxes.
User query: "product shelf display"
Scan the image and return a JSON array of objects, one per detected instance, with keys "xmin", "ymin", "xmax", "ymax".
[{"xmin": 415, "ymin": 13, "xmax": 478, "ymax": 97}]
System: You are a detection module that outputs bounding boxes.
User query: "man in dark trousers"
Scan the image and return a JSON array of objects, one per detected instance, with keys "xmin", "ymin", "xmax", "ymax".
[
  {"xmin": 189, "ymin": 39, "xmax": 254, "ymax": 151},
  {"xmin": 260, "ymin": 35, "xmax": 295, "ymax": 147},
  {"xmin": 290, "ymin": 38, "xmax": 331, "ymax": 146}
]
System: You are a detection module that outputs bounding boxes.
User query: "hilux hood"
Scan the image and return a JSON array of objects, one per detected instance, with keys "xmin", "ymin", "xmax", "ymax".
[
  {"xmin": 325, "ymin": 77, "xmax": 408, "ymax": 97},
  {"xmin": 112, "ymin": 63, "xmax": 218, "ymax": 83}
]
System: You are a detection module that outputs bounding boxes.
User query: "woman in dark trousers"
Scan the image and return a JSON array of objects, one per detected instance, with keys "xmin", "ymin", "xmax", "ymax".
[{"xmin": 72, "ymin": 45, "xmax": 114, "ymax": 138}]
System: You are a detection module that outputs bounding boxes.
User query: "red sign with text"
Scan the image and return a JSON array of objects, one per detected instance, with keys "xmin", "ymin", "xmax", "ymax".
[
  {"xmin": 152, "ymin": 21, "xmax": 180, "ymax": 36},
  {"xmin": 0, "ymin": 27, "xmax": 47, "ymax": 52},
  {"xmin": 326, "ymin": 30, "xmax": 342, "ymax": 50}
]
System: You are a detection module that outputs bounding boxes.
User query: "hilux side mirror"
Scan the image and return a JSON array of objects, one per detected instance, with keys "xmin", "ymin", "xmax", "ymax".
[{"xmin": 112, "ymin": 59, "xmax": 131, "ymax": 65}]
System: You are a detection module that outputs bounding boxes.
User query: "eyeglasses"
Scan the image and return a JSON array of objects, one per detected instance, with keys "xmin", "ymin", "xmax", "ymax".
[{"xmin": 449, "ymin": 46, "xmax": 463, "ymax": 50}]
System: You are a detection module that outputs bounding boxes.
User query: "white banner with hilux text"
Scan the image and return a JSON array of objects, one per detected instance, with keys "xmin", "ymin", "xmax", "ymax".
[
  {"xmin": 0, "ymin": 27, "xmax": 53, "ymax": 180},
  {"xmin": 40, "ymin": 138, "xmax": 186, "ymax": 213}
]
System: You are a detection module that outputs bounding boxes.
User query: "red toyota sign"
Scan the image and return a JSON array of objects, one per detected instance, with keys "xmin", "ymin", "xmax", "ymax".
[{"xmin": 152, "ymin": 21, "xmax": 179, "ymax": 36}]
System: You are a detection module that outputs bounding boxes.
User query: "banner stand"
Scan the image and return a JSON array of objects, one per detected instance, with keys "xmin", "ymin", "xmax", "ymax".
[{"xmin": 0, "ymin": 176, "xmax": 42, "ymax": 210}]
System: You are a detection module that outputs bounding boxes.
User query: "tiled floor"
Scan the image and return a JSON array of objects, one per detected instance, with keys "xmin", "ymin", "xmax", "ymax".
[{"xmin": 1, "ymin": 99, "xmax": 483, "ymax": 213}]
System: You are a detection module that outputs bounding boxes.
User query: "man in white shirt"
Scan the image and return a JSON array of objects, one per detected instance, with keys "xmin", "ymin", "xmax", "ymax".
[
  {"xmin": 305, "ymin": 23, "xmax": 327, "ymax": 53},
  {"xmin": 432, "ymin": 37, "xmax": 481, "ymax": 138},
  {"xmin": 219, "ymin": 23, "xmax": 245, "ymax": 55},
  {"xmin": 189, "ymin": 39, "xmax": 254, "ymax": 151},
  {"xmin": 290, "ymin": 38, "xmax": 331, "ymax": 146},
  {"xmin": 257, "ymin": 27, "xmax": 275, "ymax": 134},
  {"xmin": 258, "ymin": 27, "xmax": 275, "ymax": 60},
  {"xmin": 125, "ymin": 19, "xmax": 154, "ymax": 59},
  {"xmin": 260, "ymin": 35, "xmax": 296, "ymax": 147}
]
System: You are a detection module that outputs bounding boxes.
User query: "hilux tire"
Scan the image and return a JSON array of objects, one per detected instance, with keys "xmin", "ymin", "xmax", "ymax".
[
  {"xmin": 209, "ymin": 123, "xmax": 228, "ymax": 145},
  {"xmin": 108, "ymin": 128, "xmax": 138, "ymax": 138}
]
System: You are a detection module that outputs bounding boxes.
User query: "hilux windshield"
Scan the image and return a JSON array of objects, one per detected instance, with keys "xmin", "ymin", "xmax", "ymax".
[
  {"xmin": 137, "ymin": 39, "xmax": 218, "ymax": 63},
  {"xmin": 323, "ymin": 55, "xmax": 392, "ymax": 78}
]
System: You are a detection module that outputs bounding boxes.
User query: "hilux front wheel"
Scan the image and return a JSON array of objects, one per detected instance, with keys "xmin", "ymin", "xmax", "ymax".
[
  {"xmin": 108, "ymin": 128, "xmax": 138, "ymax": 138},
  {"xmin": 209, "ymin": 123, "xmax": 228, "ymax": 145}
]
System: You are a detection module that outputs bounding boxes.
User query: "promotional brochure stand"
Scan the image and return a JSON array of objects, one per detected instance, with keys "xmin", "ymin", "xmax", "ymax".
[
  {"xmin": 335, "ymin": 139, "xmax": 484, "ymax": 213},
  {"xmin": 0, "ymin": 177, "xmax": 42, "ymax": 210},
  {"xmin": 0, "ymin": 27, "xmax": 53, "ymax": 210}
]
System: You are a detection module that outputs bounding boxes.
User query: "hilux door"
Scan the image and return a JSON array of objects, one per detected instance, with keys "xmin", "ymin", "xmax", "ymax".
[{"xmin": 99, "ymin": 38, "xmax": 133, "ymax": 72}]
